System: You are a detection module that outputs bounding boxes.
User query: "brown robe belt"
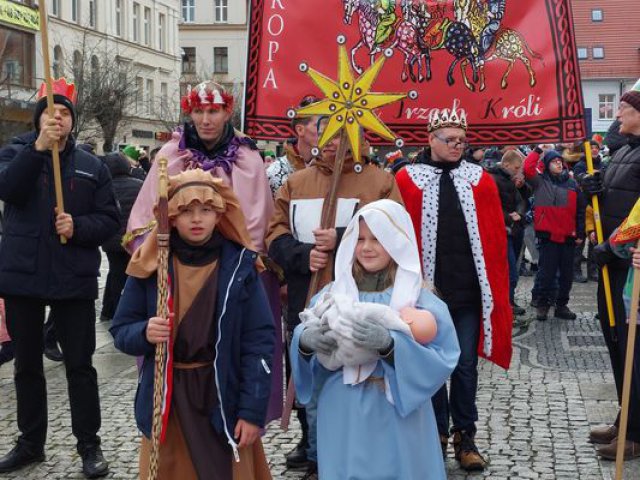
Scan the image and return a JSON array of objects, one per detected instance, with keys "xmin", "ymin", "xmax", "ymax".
[{"xmin": 173, "ymin": 361, "xmax": 210, "ymax": 370}]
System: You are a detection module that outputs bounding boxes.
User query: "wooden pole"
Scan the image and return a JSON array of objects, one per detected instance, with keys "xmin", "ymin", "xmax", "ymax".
[
  {"xmin": 148, "ymin": 158, "xmax": 170, "ymax": 480},
  {"xmin": 584, "ymin": 141, "xmax": 616, "ymax": 340},
  {"xmin": 38, "ymin": 0, "xmax": 66, "ymax": 245},
  {"xmin": 280, "ymin": 129, "xmax": 350, "ymax": 430},
  {"xmin": 615, "ymin": 239, "xmax": 640, "ymax": 479}
]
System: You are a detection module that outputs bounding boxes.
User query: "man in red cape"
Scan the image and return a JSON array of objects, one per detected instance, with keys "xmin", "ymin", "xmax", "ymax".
[{"xmin": 396, "ymin": 107, "xmax": 511, "ymax": 472}]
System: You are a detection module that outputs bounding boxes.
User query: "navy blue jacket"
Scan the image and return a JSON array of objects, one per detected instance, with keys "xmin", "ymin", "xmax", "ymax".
[
  {"xmin": 0, "ymin": 132, "xmax": 120, "ymax": 299},
  {"xmin": 110, "ymin": 240, "xmax": 275, "ymax": 448}
]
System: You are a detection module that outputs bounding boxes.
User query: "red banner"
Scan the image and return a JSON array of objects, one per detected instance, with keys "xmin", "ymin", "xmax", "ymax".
[{"xmin": 244, "ymin": 0, "xmax": 586, "ymax": 146}]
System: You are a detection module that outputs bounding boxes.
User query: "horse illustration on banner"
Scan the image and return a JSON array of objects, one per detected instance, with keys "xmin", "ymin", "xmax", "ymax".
[{"xmin": 342, "ymin": 0, "xmax": 542, "ymax": 92}]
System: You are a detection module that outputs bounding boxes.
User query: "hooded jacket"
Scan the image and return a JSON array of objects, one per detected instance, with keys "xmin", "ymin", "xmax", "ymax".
[
  {"xmin": 0, "ymin": 131, "xmax": 120, "ymax": 299},
  {"xmin": 102, "ymin": 153, "xmax": 143, "ymax": 253},
  {"xmin": 265, "ymin": 154, "xmax": 403, "ymax": 331},
  {"xmin": 523, "ymin": 149, "xmax": 586, "ymax": 244}
]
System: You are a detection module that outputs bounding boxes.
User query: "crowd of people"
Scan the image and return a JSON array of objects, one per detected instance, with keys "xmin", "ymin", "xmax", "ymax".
[{"xmin": 0, "ymin": 75, "xmax": 637, "ymax": 480}]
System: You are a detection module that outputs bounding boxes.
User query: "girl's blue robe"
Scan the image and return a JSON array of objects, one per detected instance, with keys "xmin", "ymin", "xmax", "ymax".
[{"xmin": 291, "ymin": 287, "xmax": 461, "ymax": 480}]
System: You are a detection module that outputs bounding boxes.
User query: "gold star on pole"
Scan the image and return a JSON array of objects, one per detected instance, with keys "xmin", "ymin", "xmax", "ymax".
[{"xmin": 295, "ymin": 46, "xmax": 406, "ymax": 162}]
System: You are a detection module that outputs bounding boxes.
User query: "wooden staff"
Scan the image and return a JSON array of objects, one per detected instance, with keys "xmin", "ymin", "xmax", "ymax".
[
  {"xmin": 280, "ymin": 129, "xmax": 349, "ymax": 430},
  {"xmin": 615, "ymin": 239, "xmax": 640, "ymax": 479},
  {"xmin": 584, "ymin": 140, "xmax": 616, "ymax": 340},
  {"xmin": 38, "ymin": 0, "xmax": 66, "ymax": 244},
  {"xmin": 148, "ymin": 158, "xmax": 170, "ymax": 480}
]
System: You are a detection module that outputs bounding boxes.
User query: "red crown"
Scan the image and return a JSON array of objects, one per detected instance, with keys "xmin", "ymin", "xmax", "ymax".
[{"xmin": 37, "ymin": 78, "xmax": 77, "ymax": 104}]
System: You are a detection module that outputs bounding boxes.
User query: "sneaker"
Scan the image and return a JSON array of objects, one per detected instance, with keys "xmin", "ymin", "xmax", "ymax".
[
  {"xmin": 80, "ymin": 445, "xmax": 109, "ymax": 479},
  {"xmin": 452, "ymin": 430, "xmax": 487, "ymax": 471},
  {"xmin": 0, "ymin": 341, "xmax": 14, "ymax": 367},
  {"xmin": 536, "ymin": 305, "xmax": 550, "ymax": 322},
  {"xmin": 511, "ymin": 303, "xmax": 526, "ymax": 316},
  {"xmin": 554, "ymin": 305, "xmax": 577, "ymax": 320},
  {"xmin": 44, "ymin": 343, "xmax": 63, "ymax": 362},
  {"xmin": 285, "ymin": 439, "xmax": 309, "ymax": 470}
]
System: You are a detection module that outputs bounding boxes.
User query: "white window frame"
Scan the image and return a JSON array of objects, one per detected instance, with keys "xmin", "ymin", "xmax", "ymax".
[
  {"xmin": 182, "ymin": 0, "xmax": 195, "ymax": 23},
  {"xmin": 214, "ymin": 47, "xmax": 228, "ymax": 74},
  {"xmin": 115, "ymin": 0, "xmax": 123, "ymax": 37},
  {"xmin": 593, "ymin": 47, "xmax": 605, "ymax": 59},
  {"xmin": 132, "ymin": 3, "xmax": 140, "ymax": 42},
  {"xmin": 146, "ymin": 78, "xmax": 154, "ymax": 115},
  {"xmin": 158, "ymin": 13, "xmax": 166, "ymax": 52},
  {"xmin": 577, "ymin": 47, "xmax": 588, "ymax": 60},
  {"xmin": 71, "ymin": 0, "xmax": 78, "ymax": 23},
  {"xmin": 591, "ymin": 9, "xmax": 603, "ymax": 22},
  {"xmin": 51, "ymin": 0, "xmax": 60, "ymax": 17},
  {"xmin": 598, "ymin": 94, "xmax": 616, "ymax": 121},
  {"xmin": 143, "ymin": 7, "xmax": 151, "ymax": 46},
  {"xmin": 89, "ymin": 0, "xmax": 97, "ymax": 28},
  {"xmin": 215, "ymin": 0, "xmax": 228, "ymax": 23}
]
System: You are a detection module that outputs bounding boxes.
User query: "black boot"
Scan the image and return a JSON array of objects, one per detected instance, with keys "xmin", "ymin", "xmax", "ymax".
[
  {"xmin": 536, "ymin": 304, "xmax": 550, "ymax": 321},
  {"xmin": 80, "ymin": 445, "xmax": 109, "ymax": 479},
  {"xmin": 554, "ymin": 305, "xmax": 577, "ymax": 320},
  {"xmin": 44, "ymin": 342, "xmax": 63, "ymax": 362},
  {"xmin": 0, "ymin": 444, "xmax": 45, "ymax": 473},
  {"xmin": 0, "ymin": 341, "xmax": 14, "ymax": 366},
  {"xmin": 285, "ymin": 438, "xmax": 309, "ymax": 470}
]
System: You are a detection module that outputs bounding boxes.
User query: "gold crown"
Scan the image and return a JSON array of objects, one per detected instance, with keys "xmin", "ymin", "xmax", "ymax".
[{"xmin": 427, "ymin": 108, "xmax": 468, "ymax": 132}]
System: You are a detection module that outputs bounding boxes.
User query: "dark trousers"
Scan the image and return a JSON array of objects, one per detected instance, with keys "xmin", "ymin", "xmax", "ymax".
[
  {"xmin": 5, "ymin": 296, "xmax": 101, "ymax": 453},
  {"xmin": 598, "ymin": 267, "xmax": 640, "ymax": 443},
  {"xmin": 535, "ymin": 239, "xmax": 574, "ymax": 307},
  {"xmin": 101, "ymin": 251, "xmax": 130, "ymax": 320},
  {"xmin": 507, "ymin": 236, "xmax": 518, "ymax": 304},
  {"xmin": 574, "ymin": 243, "xmax": 585, "ymax": 275},
  {"xmin": 432, "ymin": 307, "xmax": 481, "ymax": 435}
]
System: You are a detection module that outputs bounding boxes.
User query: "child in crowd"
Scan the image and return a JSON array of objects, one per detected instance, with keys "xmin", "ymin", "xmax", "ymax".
[
  {"xmin": 110, "ymin": 169, "xmax": 275, "ymax": 480},
  {"xmin": 524, "ymin": 148, "xmax": 586, "ymax": 321},
  {"xmin": 291, "ymin": 199, "xmax": 460, "ymax": 479}
]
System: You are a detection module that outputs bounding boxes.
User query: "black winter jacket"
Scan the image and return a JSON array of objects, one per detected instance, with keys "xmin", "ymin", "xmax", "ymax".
[
  {"xmin": 600, "ymin": 135, "xmax": 640, "ymax": 271},
  {"xmin": 488, "ymin": 166, "xmax": 526, "ymax": 237},
  {"xmin": 102, "ymin": 153, "xmax": 143, "ymax": 253},
  {"xmin": 0, "ymin": 132, "xmax": 120, "ymax": 299}
]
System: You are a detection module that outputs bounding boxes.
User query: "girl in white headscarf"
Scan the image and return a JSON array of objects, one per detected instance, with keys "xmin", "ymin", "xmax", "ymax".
[{"xmin": 291, "ymin": 199, "xmax": 460, "ymax": 480}]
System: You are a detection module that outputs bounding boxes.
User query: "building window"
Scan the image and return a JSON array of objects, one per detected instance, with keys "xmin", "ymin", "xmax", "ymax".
[
  {"xmin": 72, "ymin": 50, "xmax": 83, "ymax": 83},
  {"xmin": 89, "ymin": 0, "xmax": 97, "ymax": 27},
  {"xmin": 52, "ymin": 0, "xmax": 60, "ymax": 17},
  {"xmin": 144, "ymin": 8, "xmax": 151, "ymax": 46},
  {"xmin": 215, "ymin": 0, "xmax": 228, "ymax": 23},
  {"xmin": 1, "ymin": 29, "xmax": 35, "ymax": 86},
  {"xmin": 52, "ymin": 45, "xmax": 63, "ymax": 78},
  {"xmin": 146, "ymin": 79, "xmax": 154, "ymax": 115},
  {"xmin": 158, "ymin": 14, "xmax": 166, "ymax": 52},
  {"xmin": 71, "ymin": 0, "xmax": 78, "ymax": 22},
  {"xmin": 598, "ymin": 94, "xmax": 616, "ymax": 120},
  {"xmin": 182, "ymin": 0, "xmax": 195, "ymax": 22},
  {"xmin": 577, "ymin": 47, "xmax": 588, "ymax": 60},
  {"xmin": 115, "ymin": 0, "xmax": 123, "ymax": 37},
  {"xmin": 182, "ymin": 47, "xmax": 196, "ymax": 74},
  {"xmin": 161, "ymin": 82, "xmax": 168, "ymax": 112},
  {"xmin": 591, "ymin": 9, "xmax": 603, "ymax": 22},
  {"xmin": 90, "ymin": 55, "xmax": 100, "ymax": 87},
  {"xmin": 593, "ymin": 47, "xmax": 605, "ymax": 59},
  {"xmin": 133, "ymin": 3, "xmax": 140, "ymax": 42},
  {"xmin": 214, "ymin": 47, "xmax": 228, "ymax": 74},
  {"xmin": 136, "ymin": 76, "xmax": 144, "ymax": 113}
]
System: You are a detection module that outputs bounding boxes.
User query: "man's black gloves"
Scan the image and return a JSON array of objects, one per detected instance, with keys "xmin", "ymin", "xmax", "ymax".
[
  {"xmin": 580, "ymin": 171, "xmax": 604, "ymax": 196},
  {"xmin": 593, "ymin": 241, "xmax": 616, "ymax": 268}
]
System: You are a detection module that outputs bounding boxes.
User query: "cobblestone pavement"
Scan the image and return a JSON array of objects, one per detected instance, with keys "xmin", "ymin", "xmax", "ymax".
[{"xmin": 1, "ymin": 268, "xmax": 639, "ymax": 479}]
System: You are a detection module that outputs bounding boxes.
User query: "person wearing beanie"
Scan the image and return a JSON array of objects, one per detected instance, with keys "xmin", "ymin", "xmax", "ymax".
[
  {"xmin": 121, "ymin": 145, "xmax": 148, "ymax": 180},
  {"xmin": 395, "ymin": 107, "xmax": 511, "ymax": 472},
  {"xmin": 523, "ymin": 147, "xmax": 586, "ymax": 321},
  {"xmin": 0, "ymin": 78, "xmax": 119, "ymax": 477},
  {"xmin": 582, "ymin": 77, "xmax": 640, "ymax": 461}
]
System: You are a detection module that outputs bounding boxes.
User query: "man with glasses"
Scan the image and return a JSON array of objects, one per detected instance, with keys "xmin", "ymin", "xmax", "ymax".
[
  {"xmin": 396, "ymin": 108, "xmax": 511, "ymax": 472},
  {"xmin": 267, "ymin": 95, "xmax": 320, "ymax": 196}
]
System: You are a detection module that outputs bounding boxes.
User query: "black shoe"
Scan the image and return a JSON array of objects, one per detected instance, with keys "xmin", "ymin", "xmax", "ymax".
[
  {"xmin": 574, "ymin": 272, "xmax": 588, "ymax": 283},
  {"xmin": 0, "ymin": 341, "xmax": 14, "ymax": 366},
  {"xmin": 536, "ymin": 305, "xmax": 550, "ymax": 321},
  {"xmin": 554, "ymin": 305, "xmax": 577, "ymax": 320},
  {"xmin": 511, "ymin": 303, "xmax": 526, "ymax": 316},
  {"xmin": 285, "ymin": 439, "xmax": 309, "ymax": 470},
  {"xmin": 80, "ymin": 445, "xmax": 109, "ymax": 479},
  {"xmin": 0, "ymin": 444, "xmax": 45, "ymax": 473},
  {"xmin": 44, "ymin": 343, "xmax": 63, "ymax": 362},
  {"xmin": 589, "ymin": 273, "xmax": 599, "ymax": 282}
]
